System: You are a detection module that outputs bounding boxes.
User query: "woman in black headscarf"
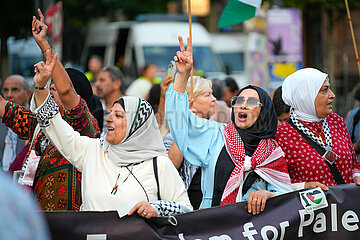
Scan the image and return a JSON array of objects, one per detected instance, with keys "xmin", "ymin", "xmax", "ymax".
[{"xmin": 165, "ymin": 36, "xmax": 293, "ymax": 215}]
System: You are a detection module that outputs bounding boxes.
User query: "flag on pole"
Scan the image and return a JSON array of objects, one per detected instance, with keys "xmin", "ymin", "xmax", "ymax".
[{"xmin": 218, "ymin": 0, "xmax": 262, "ymax": 28}]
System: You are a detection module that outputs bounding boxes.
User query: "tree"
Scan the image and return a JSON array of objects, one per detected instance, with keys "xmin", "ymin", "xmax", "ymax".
[
  {"xmin": 113, "ymin": 0, "xmax": 168, "ymax": 20},
  {"xmin": 0, "ymin": 1, "xmax": 34, "ymax": 85},
  {"xmin": 283, "ymin": 0, "xmax": 360, "ymax": 115}
]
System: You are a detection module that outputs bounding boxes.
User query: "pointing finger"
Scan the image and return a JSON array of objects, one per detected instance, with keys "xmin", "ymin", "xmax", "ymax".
[{"xmin": 38, "ymin": 8, "xmax": 45, "ymax": 23}]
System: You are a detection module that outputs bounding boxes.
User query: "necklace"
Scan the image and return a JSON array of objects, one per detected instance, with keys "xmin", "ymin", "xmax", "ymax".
[
  {"xmin": 110, "ymin": 166, "xmax": 134, "ymax": 195},
  {"xmin": 299, "ymin": 120, "xmax": 324, "ymax": 141}
]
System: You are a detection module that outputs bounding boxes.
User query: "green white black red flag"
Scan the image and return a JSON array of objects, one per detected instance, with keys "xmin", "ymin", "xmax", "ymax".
[{"xmin": 218, "ymin": 0, "xmax": 262, "ymax": 28}]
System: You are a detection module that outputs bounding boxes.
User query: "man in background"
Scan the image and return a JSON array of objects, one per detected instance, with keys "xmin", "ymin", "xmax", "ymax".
[
  {"xmin": 85, "ymin": 55, "xmax": 103, "ymax": 83},
  {"xmin": 0, "ymin": 75, "xmax": 32, "ymax": 171},
  {"xmin": 94, "ymin": 66, "xmax": 123, "ymax": 138},
  {"xmin": 222, "ymin": 77, "xmax": 239, "ymax": 108}
]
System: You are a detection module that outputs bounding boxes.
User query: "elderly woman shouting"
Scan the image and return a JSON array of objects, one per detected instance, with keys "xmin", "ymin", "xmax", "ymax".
[
  {"xmin": 28, "ymin": 50, "xmax": 192, "ymax": 218},
  {"xmin": 165, "ymin": 36, "xmax": 292, "ymax": 215},
  {"xmin": 275, "ymin": 68, "xmax": 360, "ymax": 189}
]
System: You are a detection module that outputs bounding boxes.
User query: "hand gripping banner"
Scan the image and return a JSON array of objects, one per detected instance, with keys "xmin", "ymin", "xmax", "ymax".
[{"xmin": 45, "ymin": 184, "xmax": 360, "ymax": 239}]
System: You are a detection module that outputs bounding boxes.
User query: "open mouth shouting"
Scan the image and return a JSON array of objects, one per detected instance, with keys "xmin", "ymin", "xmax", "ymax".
[{"xmin": 238, "ymin": 112, "xmax": 248, "ymax": 122}]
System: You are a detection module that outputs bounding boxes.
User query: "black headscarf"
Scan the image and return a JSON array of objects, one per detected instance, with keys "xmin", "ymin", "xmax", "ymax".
[
  {"xmin": 65, "ymin": 68, "xmax": 104, "ymax": 133},
  {"xmin": 231, "ymin": 85, "xmax": 278, "ymax": 156},
  {"xmin": 65, "ymin": 68, "xmax": 92, "ymax": 103}
]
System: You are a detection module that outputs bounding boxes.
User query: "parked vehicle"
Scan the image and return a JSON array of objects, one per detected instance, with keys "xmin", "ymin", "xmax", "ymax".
[
  {"xmin": 210, "ymin": 32, "xmax": 268, "ymax": 89},
  {"xmin": 81, "ymin": 14, "xmax": 225, "ymax": 86},
  {"xmin": 210, "ymin": 33, "xmax": 249, "ymax": 88},
  {"xmin": 2, "ymin": 37, "xmax": 43, "ymax": 85}
]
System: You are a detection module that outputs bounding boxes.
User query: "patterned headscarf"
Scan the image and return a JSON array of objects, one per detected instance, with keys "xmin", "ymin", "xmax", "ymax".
[{"xmin": 103, "ymin": 96, "xmax": 167, "ymax": 166}]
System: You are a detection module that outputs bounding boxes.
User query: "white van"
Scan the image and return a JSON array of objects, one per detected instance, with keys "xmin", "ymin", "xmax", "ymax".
[
  {"xmin": 210, "ymin": 33, "xmax": 249, "ymax": 88},
  {"xmin": 210, "ymin": 32, "xmax": 268, "ymax": 89},
  {"xmin": 2, "ymin": 37, "xmax": 43, "ymax": 85},
  {"xmin": 81, "ymin": 15, "xmax": 225, "ymax": 85}
]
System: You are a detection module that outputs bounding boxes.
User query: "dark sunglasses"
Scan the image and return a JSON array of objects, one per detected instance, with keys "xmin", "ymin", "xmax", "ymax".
[{"xmin": 231, "ymin": 96, "xmax": 262, "ymax": 109}]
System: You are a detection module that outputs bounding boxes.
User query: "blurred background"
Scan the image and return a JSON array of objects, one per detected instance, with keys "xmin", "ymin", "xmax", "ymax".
[{"xmin": 1, "ymin": 0, "xmax": 360, "ymax": 117}]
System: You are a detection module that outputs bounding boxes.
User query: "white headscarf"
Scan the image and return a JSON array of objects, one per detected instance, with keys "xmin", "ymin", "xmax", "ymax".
[
  {"xmin": 282, "ymin": 68, "xmax": 328, "ymax": 122},
  {"xmin": 103, "ymin": 96, "xmax": 167, "ymax": 166}
]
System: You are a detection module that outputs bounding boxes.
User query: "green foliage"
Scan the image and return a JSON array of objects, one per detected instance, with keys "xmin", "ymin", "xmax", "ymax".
[
  {"xmin": 62, "ymin": 0, "xmax": 171, "ymax": 27},
  {"xmin": 283, "ymin": 0, "xmax": 360, "ymax": 15},
  {"xmin": 114, "ymin": 0, "xmax": 169, "ymax": 20},
  {"xmin": 62, "ymin": 0, "xmax": 107, "ymax": 28},
  {"xmin": 0, "ymin": 1, "xmax": 34, "ymax": 38}
]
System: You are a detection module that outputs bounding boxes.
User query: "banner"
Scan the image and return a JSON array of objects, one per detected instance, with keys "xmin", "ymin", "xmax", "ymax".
[{"xmin": 45, "ymin": 184, "xmax": 360, "ymax": 240}]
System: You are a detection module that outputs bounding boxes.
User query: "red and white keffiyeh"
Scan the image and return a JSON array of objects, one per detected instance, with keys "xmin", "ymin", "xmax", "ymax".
[{"xmin": 220, "ymin": 123, "xmax": 292, "ymax": 205}]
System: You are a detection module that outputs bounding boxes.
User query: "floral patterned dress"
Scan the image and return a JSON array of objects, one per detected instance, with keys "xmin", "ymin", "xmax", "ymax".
[{"xmin": 3, "ymin": 98, "xmax": 99, "ymax": 210}]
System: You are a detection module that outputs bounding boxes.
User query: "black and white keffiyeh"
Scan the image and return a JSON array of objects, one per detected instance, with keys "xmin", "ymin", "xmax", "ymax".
[
  {"xmin": 290, "ymin": 109, "xmax": 332, "ymax": 151},
  {"xmin": 150, "ymin": 200, "xmax": 190, "ymax": 217}
]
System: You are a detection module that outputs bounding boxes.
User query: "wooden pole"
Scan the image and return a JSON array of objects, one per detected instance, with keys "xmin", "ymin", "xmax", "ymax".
[
  {"xmin": 344, "ymin": 0, "xmax": 360, "ymax": 80},
  {"xmin": 188, "ymin": 0, "xmax": 194, "ymax": 100}
]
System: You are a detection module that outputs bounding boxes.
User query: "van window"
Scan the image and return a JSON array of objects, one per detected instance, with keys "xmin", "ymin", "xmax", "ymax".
[
  {"xmin": 128, "ymin": 47, "xmax": 138, "ymax": 77},
  {"xmin": 143, "ymin": 46, "xmax": 222, "ymax": 74},
  {"xmin": 114, "ymin": 28, "xmax": 130, "ymax": 67},
  {"xmin": 9, "ymin": 55, "xmax": 43, "ymax": 79},
  {"xmin": 218, "ymin": 52, "xmax": 244, "ymax": 72}
]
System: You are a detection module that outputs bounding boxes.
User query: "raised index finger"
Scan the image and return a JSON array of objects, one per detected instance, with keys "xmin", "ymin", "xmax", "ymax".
[
  {"xmin": 178, "ymin": 36, "xmax": 185, "ymax": 53},
  {"xmin": 186, "ymin": 37, "xmax": 192, "ymax": 54},
  {"xmin": 38, "ymin": 8, "xmax": 45, "ymax": 23}
]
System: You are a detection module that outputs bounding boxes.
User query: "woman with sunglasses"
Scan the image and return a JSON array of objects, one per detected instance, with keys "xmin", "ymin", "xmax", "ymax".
[
  {"xmin": 165, "ymin": 36, "xmax": 292, "ymax": 215},
  {"xmin": 274, "ymin": 68, "xmax": 360, "ymax": 190}
]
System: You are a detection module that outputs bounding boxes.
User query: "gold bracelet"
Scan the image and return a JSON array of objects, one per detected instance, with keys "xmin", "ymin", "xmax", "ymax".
[{"xmin": 42, "ymin": 47, "xmax": 51, "ymax": 54}]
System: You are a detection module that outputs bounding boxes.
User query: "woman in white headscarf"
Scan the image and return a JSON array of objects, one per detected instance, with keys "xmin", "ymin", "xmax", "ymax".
[
  {"xmin": 275, "ymin": 68, "xmax": 360, "ymax": 190},
  {"xmin": 30, "ymin": 52, "xmax": 192, "ymax": 218}
]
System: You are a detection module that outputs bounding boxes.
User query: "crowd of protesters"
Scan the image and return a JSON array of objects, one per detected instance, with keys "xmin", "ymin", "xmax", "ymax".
[{"xmin": 1, "ymin": 8, "xmax": 360, "ymax": 238}]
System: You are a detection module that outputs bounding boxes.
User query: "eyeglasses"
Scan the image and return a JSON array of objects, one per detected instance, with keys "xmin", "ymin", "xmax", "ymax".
[{"xmin": 231, "ymin": 96, "xmax": 262, "ymax": 109}]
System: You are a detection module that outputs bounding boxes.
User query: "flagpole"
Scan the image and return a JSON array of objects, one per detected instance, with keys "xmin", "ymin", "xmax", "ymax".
[
  {"xmin": 188, "ymin": 0, "xmax": 194, "ymax": 100},
  {"xmin": 344, "ymin": 0, "xmax": 360, "ymax": 81}
]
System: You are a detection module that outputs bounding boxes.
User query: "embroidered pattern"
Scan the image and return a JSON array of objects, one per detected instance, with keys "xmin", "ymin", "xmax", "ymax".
[
  {"xmin": 4, "ymin": 97, "xmax": 99, "ymax": 211},
  {"xmin": 126, "ymin": 99, "xmax": 153, "ymax": 140},
  {"xmin": 35, "ymin": 94, "xmax": 59, "ymax": 128}
]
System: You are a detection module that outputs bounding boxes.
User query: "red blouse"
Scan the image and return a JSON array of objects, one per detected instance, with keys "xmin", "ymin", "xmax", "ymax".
[{"xmin": 275, "ymin": 113, "xmax": 360, "ymax": 186}]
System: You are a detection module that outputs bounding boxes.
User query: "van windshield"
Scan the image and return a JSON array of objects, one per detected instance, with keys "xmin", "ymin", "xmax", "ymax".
[
  {"xmin": 218, "ymin": 52, "xmax": 244, "ymax": 72},
  {"xmin": 143, "ymin": 46, "xmax": 223, "ymax": 74}
]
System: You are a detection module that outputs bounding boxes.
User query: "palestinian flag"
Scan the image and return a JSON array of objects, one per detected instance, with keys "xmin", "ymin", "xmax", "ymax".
[{"xmin": 218, "ymin": 0, "xmax": 262, "ymax": 28}]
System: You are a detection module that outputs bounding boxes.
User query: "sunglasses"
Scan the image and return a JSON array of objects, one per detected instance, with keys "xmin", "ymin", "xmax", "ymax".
[{"xmin": 231, "ymin": 96, "xmax": 262, "ymax": 109}]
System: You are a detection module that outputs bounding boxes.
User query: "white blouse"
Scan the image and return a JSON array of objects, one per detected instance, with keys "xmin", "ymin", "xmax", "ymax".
[{"xmin": 33, "ymin": 94, "xmax": 192, "ymax": 213}]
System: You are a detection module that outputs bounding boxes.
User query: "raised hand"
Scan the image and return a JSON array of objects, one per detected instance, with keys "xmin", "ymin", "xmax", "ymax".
[
  {"xmin": 160, "ymin": 75, "xmax": 173, "ymax": 97},
  {"xmin": 33, "ymin": 50, "xmax": 58, "ymax": 88},
  {"xmin": 174, "ymin": 36, "xmax": 193, "ymax": 75},
  {"xmin": 32, "ymin": 9, "xmax": 48, "ymax": 48}
]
